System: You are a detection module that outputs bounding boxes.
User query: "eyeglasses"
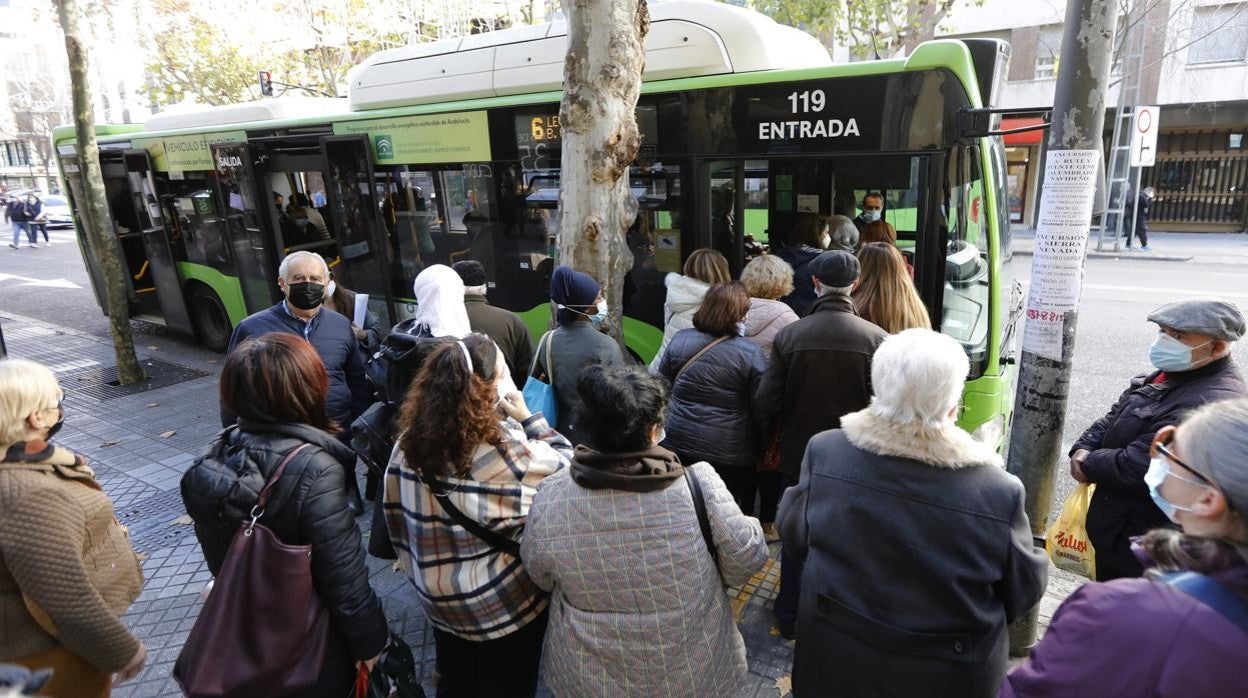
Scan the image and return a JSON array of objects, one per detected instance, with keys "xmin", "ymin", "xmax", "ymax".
[{"xmin": 1150, "ymin": 425, "xmax": 1212, "ymax": 486}]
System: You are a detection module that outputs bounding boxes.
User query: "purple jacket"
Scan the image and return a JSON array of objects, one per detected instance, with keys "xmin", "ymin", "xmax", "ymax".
[{"xmin": 1000, "ymin": 557, "xmax": 1248, "ymax": 697}]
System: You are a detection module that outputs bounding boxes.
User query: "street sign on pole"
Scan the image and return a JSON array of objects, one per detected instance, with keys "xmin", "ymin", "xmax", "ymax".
[{"xmin": 1130, "ymin": 105, "xmax": 1158, "ymax": 167}]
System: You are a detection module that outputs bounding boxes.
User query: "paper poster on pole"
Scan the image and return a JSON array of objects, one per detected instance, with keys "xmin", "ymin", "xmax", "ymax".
[
  {"xmin": 353, "ymin": 293, "xmax": 369, "ymax": 328},
  {"xmin": 1021, "ymin": 149, "xmax": 1100, "ymax": 361}
]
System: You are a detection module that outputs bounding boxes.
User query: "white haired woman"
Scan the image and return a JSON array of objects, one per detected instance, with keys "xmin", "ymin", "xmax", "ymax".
[
  {"xmin": 0, "ymin": 359, "xmax": 145, "ymax": 697},
  {"xmin": 1001, "ymin": 398, "xmax": 1248, "ymax": 697},
  {"xmin": 777, "ymin": 329, "xmax": 1048, "ymax": 698}
]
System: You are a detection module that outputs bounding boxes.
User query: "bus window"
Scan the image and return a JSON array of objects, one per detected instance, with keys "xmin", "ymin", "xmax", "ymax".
[
  {"xmin": 943, "ymin": 145, "xmax": 991, "ymax": 377},
  {"xmin": 625, "ymin": 163, "xmax": 681, "ymax": 332}
]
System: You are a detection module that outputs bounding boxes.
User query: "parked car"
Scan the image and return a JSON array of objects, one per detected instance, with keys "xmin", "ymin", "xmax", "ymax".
[{"xmin": 41, "ymin": 195, "xmax": 73, "ymax": 228}]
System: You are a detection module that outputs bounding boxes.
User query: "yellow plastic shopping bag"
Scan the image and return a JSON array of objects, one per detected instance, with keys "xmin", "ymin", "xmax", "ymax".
[{"xmin": 1046, "ymin": 483, "xmax": 1097, "ymax": 579}]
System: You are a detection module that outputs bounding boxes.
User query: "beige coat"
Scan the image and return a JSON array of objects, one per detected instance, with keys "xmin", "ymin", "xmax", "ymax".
[
  {"xmin": 522, "ymin": 462, "xmax": 768, "ymax": 697},
  {"xmin": 0, "ymin": 443, "xmax": 143, "ymax": 672}
]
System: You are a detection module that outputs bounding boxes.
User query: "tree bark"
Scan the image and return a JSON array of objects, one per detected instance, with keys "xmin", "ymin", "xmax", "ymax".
[
  {"xmin": 556, "ymin": 0, "xmax": 648, "ymax": 344},
  {"xmin": 56, "ymin": 0, "xmax": 145, "ymax": 384}
]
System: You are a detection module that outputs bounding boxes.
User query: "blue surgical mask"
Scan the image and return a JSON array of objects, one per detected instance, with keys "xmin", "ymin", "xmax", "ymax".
[
  {"xmin": 589, "ymin": 300, "xmax": 608, "ymax": 326},
  {"xmin": 1148, "ymin": 333, "xmax": 1212, "ymax": 372},
  {"xmin": 861, "ymin": 209, "xmax": 881, "ymax": 223},
  {"xmin": 1144, "ymin": 455, "xmax": 1203, "ymax": 523},
  {"xmin": 736, "ymin": 321, "xmax": 746, "ymax": 337}
]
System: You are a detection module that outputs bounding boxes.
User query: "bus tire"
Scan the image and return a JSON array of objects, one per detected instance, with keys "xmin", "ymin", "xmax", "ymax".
[{"xmin": 188, "ymin": 285, "xmax": 232, "ymax": 353}]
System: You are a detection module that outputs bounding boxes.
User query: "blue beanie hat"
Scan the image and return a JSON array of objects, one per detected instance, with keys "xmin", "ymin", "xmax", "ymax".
[{"xmin": 551, "ymin": 266, "xmax": 600, "ymax": 325}]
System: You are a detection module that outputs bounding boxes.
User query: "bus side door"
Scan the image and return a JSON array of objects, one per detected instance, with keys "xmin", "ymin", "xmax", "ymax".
[
  {"xmin": 319, "ymin": 135, "xmax": 396, "ymax": 328},
  {"xmin": 210, "ymin": 141, "xmax": 282, "ymax": 314},
  {"xmin": 124, "ymin": 150, "xmax": 195, "ymax": 333}
]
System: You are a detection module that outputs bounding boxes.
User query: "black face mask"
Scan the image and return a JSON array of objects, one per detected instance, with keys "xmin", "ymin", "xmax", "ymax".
[{"xmin": 287, "ymin": 282, "xmax": 325, "ymax": 310}]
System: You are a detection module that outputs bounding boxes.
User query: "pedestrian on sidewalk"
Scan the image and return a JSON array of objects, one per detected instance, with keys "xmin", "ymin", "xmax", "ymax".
[
  {"xmin": 755, "ymin": 249, "xmax": 887, "ymax": 638},
  {"xmin": 650, "ymin": 248, "xmax": 731, "ymax": 370},
  {"xmin": 740, "ymin": 254, "xmax": 799, "ymax": 541},
  {"xmin": 453, "ymin": 260, "xmax": 534, "ymax": 388},
  {"xmin": 1002, "ymin": 398, "xmax": 1248, "ymax": 698},
  {"xmin": 1127, "ymin": 186, "xmax": 1153, "ymax": 251},
  {"xmin": 1070, "ymin": 299, "xmax": 1246, "ymax": 580},
  {"xmin": 6, "ymin": 195, "xmax": 33, "ymax": 249},
  {"xmin": 657, "ymin": 281, "xmax": 769, "ymax": 515},
  {"xmin": 183, "ymin": 333, "xmax": 388, "ymax": 698},
  {"xmin": 383, "ymin": 334, "xmax": 571, "ymax": 698},
  {"xmin": 532, "ymin": 266, "xmax": 623, "ymax": 445},
  {"xmin": 777, "ymin": 329, "xmax": 1048, "ymax": 698},
  {"xmin": 24, "ymin": 194, "xmax": 48, "ymax": 247},
  {"xmin": 221, "ymin": 251, "xmax": 372, "ymax": 510},
  {"xmin": 522, "ymin": 364, "xmax": 768, "ymax": 697},
  {"xmin": 0, "ymin": 359, "xmax": 146, "ymax": 697}
]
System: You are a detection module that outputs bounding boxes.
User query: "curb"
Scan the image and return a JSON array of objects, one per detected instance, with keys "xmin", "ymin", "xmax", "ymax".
[{"xmin": 1012, "ymin": 249, "xmax": 1192, "ymax": 262}]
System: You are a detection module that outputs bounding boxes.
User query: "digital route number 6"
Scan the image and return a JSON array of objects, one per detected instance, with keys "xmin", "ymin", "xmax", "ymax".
[{"xmin": 788, "ymin": 90, "xmax": 826, "ymax": 114}]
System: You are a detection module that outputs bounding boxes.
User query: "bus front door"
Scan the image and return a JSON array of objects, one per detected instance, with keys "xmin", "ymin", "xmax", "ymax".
[
  {"xmin": 210, "ymin": 142, "xmax": 281, "ymax": 314},
  {"xmin": 123, "ymin": 151, "xmax": 194, "ymax": 333},
  {"xmin": 320, "ymin": 135, "xmax": 396, "ymax": 328}
]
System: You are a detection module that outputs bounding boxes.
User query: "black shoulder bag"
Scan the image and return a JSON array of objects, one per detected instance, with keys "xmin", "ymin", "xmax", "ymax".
[{"xmin": 684, "ymin": 466, "xmax": 719, "ymax": 568}]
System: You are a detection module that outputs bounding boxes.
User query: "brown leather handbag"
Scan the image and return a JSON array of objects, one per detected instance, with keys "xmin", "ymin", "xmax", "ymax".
[{"xmin": 174, "ymin": 443, "xmax": 331, "ymax": 698}]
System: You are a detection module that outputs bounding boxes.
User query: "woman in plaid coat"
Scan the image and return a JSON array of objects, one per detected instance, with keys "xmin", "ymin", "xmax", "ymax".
[
  {"xmin": 522, "ymin": 365, "xmax": 769, "ymax": 697},
  {"xmin": 384, "ymin": 333, "xmax": 571, "ymax": 697}
]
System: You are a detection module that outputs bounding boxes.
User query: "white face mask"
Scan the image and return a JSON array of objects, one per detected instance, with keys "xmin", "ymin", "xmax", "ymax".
[
  {"xmin": 324, "ymin": 280, "xmax": 337, "ymax": 298},
  {"xmin": 819, "ymin": 233, "xmax": 831, "ymax": 249}
]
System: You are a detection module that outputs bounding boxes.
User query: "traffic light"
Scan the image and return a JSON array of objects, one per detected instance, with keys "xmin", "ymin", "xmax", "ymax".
[{"xmin": 258, "ymin": 71, "xmax": 273, "ymax": 97}]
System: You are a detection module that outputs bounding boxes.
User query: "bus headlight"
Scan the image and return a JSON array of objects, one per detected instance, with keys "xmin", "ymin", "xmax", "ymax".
[{"xmin": 972, "ymin": 414, "xmax": 1005, "ymax": 451}]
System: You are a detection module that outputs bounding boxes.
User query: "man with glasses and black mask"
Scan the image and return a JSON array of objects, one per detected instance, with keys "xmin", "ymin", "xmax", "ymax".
[
  {"xmin": 219, "ymin": 251, "xmax": 372, "ymax": 509},
  {"xmin": 1070, "ymin": 298, "xmax": 1246, "ymax": 580}
]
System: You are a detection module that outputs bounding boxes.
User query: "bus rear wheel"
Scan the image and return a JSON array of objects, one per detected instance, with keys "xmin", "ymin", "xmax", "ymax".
[{"xmin": 189, "ymin": 286, "xmax": 231, "ymax": 353}]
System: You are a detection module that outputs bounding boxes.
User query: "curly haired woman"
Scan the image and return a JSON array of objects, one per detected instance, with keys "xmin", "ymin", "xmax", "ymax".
[{"xmin": 383, "ymin": 333, "xmax": 572, "ymax": 697}]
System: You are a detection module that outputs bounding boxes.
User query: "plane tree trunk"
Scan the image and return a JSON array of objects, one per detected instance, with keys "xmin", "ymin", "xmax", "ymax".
[
  {"xmin": 556, "ymin": 0, "xmax": 648, "ymax": 344},
  {"xmin": 56, "ymin": 0, "xmax": 144, "ymax": 384}
]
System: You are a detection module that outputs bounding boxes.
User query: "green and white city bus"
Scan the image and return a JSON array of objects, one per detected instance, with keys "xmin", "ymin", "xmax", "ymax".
[{"xmin": 53, "ymin": 0, "xmax": 1020, "ymax": 440}]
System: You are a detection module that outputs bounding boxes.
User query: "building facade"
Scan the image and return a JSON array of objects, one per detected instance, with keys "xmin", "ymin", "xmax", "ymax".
[{"xmin": 942, "ymin": 0, "xmax": 1248, "ymax": 232}]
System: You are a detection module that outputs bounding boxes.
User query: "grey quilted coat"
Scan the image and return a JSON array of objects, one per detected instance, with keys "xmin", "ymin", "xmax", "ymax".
[{"xmin": 521, "ymin": 462, "xmax": 768, "ymax": 697}]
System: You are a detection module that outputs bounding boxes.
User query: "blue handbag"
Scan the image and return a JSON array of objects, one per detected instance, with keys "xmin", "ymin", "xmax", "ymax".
[{"xmin": 521, "ymin": 330, "xmax": 558, "ymax": 424}]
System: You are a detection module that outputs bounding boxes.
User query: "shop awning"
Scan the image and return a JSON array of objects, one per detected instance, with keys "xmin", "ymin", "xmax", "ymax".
[{"xmin": 1001, "ymin": 117, "xmax": 1047, "ymax": 146}]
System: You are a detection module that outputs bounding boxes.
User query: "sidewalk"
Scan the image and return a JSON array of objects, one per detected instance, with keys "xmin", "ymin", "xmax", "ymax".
[
  {"xmin": 0, "ymin": 310, "xmax": 1079, "ymax": 697},
  {"xmin": 1011, "ymin": 227, "xmax": 1248, "ymax": 264}
]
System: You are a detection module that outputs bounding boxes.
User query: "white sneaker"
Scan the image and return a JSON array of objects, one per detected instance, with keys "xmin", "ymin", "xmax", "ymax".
[{"xmin": 29, "ymin": 243, "xmax": 39, "ymax": 248}]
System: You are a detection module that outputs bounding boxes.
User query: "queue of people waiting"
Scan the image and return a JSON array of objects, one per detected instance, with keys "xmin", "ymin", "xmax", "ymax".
[{"xmin": 0, "ymin": 233, "xmax": 1245, "ymax": 697}]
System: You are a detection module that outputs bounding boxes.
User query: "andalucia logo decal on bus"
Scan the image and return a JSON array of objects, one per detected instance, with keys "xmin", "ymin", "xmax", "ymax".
[
  {"xmin": 373, "ymin": 134, "xmax": 395, "ymax": 161},
  {"xmin": 333, "ymin": 111, "xmax": 491, "ymax": 165}
]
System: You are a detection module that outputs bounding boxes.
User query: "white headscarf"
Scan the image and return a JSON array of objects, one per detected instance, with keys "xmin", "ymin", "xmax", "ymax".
[{"xmin": 412, "ymin": 264, "xmax": 472, "ymax": 338}]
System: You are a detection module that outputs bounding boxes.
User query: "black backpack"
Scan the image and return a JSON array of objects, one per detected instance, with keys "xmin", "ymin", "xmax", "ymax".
[
  {"xmin": 352, "ymin": 320, "xmax": 451, "ymax": 559},
  {"xmin": 365, "ymin": 319, "xmax": 449, "ymax": 405}
]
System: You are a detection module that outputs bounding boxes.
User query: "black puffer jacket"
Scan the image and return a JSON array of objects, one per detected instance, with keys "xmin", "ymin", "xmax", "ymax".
[
  {"xmin": 181, "ymin": 420, "xmax": 389, "ymax": 698},
  {"xmin": 657, "ymin": 328, "xmax": 769, "ymax": 468}
]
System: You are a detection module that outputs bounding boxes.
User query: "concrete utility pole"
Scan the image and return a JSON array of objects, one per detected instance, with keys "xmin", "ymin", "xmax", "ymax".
[{"xmin": 1005, "ymin": 0, "xmax": 1115, "ymax": 653}]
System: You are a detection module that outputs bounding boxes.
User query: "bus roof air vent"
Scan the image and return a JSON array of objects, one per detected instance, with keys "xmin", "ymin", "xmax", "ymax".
[{"xmin": 347, "ymin": 0, "xmax": 832, "ymax": 112}]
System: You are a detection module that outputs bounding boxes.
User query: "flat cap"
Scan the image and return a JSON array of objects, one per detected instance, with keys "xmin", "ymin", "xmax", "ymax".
[
  {"xmin": 808, "ymin": 250, "xmax": 860, "ymax": 288},
  {"xmin": 1148, "ymin": 298, "xmax": 1245, "ymax": 341}
]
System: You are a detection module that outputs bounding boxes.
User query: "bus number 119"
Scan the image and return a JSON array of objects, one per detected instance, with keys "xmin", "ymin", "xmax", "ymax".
[{"xmin": 788, "ymin": 89, "xmax": 826, "ymax": 114}]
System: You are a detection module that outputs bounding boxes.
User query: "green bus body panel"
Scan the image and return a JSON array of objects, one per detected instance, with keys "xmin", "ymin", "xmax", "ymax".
[
  {"xmin": 176, "ymin": 262, "xmax": 248, "ymax": 326},
  {"xmin": 516, "ymin": 305, "xmax": 663, "ymax": 364}
]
